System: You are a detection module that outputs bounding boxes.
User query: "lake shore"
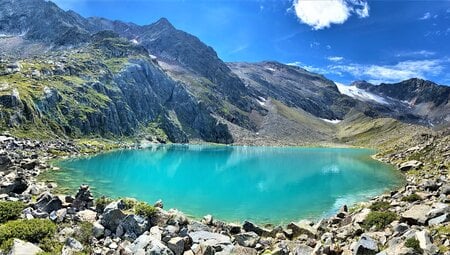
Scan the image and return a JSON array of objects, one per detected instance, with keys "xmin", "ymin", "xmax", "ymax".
[{"xmin": 0, "ymin": 132, "xmax": 449, "ymax": 255}]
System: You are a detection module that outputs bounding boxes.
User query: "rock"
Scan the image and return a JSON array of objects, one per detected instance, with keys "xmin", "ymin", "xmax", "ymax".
[
  {"xmin": 227, "ymin": 223, "xmax": 241, "ymax": 234},
  {"xmin": 191, "ymin": 243, "xmax": 215, "ymax": 255},
  {"xmin": 129, "ymin": 234, "xmax": 174, "ymax": 255},
  {"xmin": 0, "ymin": 154, "xmax": 11, "ymax": 170},
  {"xmin": 62, "ymin": 237, "xmax": 84, "ymax": 255},
  {"xmin": 202, "ymin": 214, "xmax": 213, "ymax": 225},
  {"xmin": 234, "ymin": 232, "xmax": 260, "ymax": 248},
  {"xmin": 231, "ymin": 245, "xmax": 258, "ymax": 255},
  {"xmin": 441, "ymin": 185, "xmax": 450, "ymax": 195},
  {"xmin": 72, "ymin": 185, "xmax": 94, "ymax": 210},
  {"xmin": 428, "ymin": 213, "xmax": 449, "ymax": 226},
  {"xmin": 168, "ymin": 237, "xmax": 185, "ymax": 255},
  {"xmin": 93, "ymin": 221, "xmax": 105, "ymax": 238},
  {"xmin": 167, "ymin": 209, "xmax": 189, "ymax": 226},
  {"xmin": 401, "ymin": 204, "xmax": 432, "ymax": 225},
  {"xmin": 423, "ymin": 180, "xmax": 440, "ymax": 191},
  {"xmin": 21, "ymin": 159, "xmax": 38, "ymax": 170},
  {"xmin": 101, "ymin": 207, "xmax": 125, "ymax": 232},
  {"xmin": 287, "ymin": 220, "xmax": 317, "ymax": 238},
  {"xmin": 75, "ymin": 209, "xmax": 97, "ymax": 223},
  {"xmin": 399, "ymin": 160, "xmax": 423, "ymax": 171},
  {"xmin": 189, "ymin": 231, "xmax": 231, "ymax": 246},
  {"xmin": 41, "ymin": 197, "xmax": 63, "ymax": 213},
  {"xmin": 353, "ymin": 234, "xmax": 378, "ymax": 255},
  {"xmin": 415, "ymin": 230, "xmax": 437, "ymax": 254},
  {"xmin": 353, "ymin": 208, "xmax": 371, "ymax": 224},
  {"xmin": 117, "ymin": 214, "xmax": 150, "ymax": 240},
  {"xmin": 427, "ymin": 203, "xmax": 450, "ymax": 218},
  {"xmin": 7, "ymin": 239, "xmax": 43, "ymax": 255},
  {"xmin": 154, "ymin": 199, "xmax": 164, "ymax": 208},
  {"xmin": 243, "ymin": 221, "xmax": 270, "ymax": 237},
  {"xmin": 293, "ymin": 244, "xmax": 314, "ymax": 255},
  {"xmin": 393, "ymin": 222, "xmax": 409, "ymax": 235}
]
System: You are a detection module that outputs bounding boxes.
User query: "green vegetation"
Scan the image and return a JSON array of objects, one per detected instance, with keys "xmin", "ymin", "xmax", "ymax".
[
  {"xmin": 405, "ymin": 238, "xmax": 423, "ymax": 253},
  {"xmin": 38, "ymin": 237, "xmax": 63, "ymax": 254},
  {"xmin": 77, "ymin": 222, "xmax": 94, "ymax": 246},
  {"xmin": 402, "ymin": 193, "xmax": 422, "ymax": 202},
  {"xmin": 0, "ymin": 201, "xmax": 24, "ymax": 224},
  {"xmin": 0, "ymin": 219, "xmax": 56, "ymax": 247},
  {"xmin": 135, "ymin": 202, "xmax": 157, "ymax": 218},
  {"xmin": 121, "ymin": 198, "xmax": 137, "ymax": 210},
  {"xmin": 369, "ymin": 201, "xmax": 391, "ymax": 212},
  {"xmin": 95, "ymin": 196, "xmax": 114, "ymax": 213},
  {"xmin": 363, "ymin": 211, "xmax": 397, "ymax": 230}
]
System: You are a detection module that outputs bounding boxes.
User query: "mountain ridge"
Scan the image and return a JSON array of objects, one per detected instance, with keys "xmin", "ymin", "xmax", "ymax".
[{"xmin": 0, "ymin": 0, "xmax": 448, "ymax": 145}]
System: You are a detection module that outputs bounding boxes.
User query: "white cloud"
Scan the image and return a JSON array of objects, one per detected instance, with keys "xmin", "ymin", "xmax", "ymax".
[
  {"xmin": 287, "ymin": 61, "xmax": 331, "ymax": 74},
  {"xmin": 292, "ymin": 0, "xmax": 370, "ymax": 30},
  {"xmin": 395, "ymin": 50, "xmax": 436, "ymax": 58},
  {"xmin": 420, "ymin": 12, "xmax": 432, "ymax": 20},
  {"xmin": 328, "ymin": 56, "xmax": 344, "ymax": 62},
  {"xmin": 331, "ymin": 59, "xmax": 445, "ymax": 83}
]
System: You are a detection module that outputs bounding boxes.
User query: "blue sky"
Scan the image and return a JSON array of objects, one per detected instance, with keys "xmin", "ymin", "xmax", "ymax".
[{"xmin": 53, "ymin": 0, "xmax": 450, "ymax": 85}]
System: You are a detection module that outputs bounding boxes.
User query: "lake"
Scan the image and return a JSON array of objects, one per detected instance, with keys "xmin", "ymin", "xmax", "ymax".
[{"xmin": 50, "ymin": 145, "xmax": 404, "ymax": 224}]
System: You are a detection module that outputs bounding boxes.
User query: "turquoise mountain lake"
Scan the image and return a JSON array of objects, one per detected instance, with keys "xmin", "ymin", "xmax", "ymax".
[{"xmin": 51, "ymin": 145, "xmax": 404, "ymax": 224}]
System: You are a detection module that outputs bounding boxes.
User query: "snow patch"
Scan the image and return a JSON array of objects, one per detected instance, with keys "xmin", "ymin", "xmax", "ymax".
[
  {"xmin": 265, "ymin": 67, "xmax": 276, "ymax": 72},
  {"xmin": 335, "ymin": 82, "xmax": 388, "ymax": 105},
  {"xmin": 321, "ymin": 118, "xmax": 342, "ymax": 124},
  {"xmin": 256, "ymin": 97, "xmax": 267, "ymax": 106}
]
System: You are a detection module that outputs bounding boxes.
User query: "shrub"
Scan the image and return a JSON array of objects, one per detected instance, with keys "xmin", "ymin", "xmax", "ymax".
[
  {"xmin": 0, "ymin": 219, "xmax": 56, "ymax": 245},
  {"xmin": 39, "ymin": 237, "xmax": 63, "ymax": 254},
  {"xmin": 0, "ymin": 201, "xmax": 25, "ymax": 223},
  {"xmin": 369, "ymin": 201, "xmax": 391, "ymax": 212},
  {"xmin": 135, "ymin": 202, "xmax": 157, "ymax": 218},
  {"xmin": 405, "ymin": 238, "xmax": 423, "ymax": 253},
  {"xmin": 363, "ymin": 211, "xmax": 397, "ymax": 230},
  {"xmin": 402, "ymin": 193, "xmax": 422, "ymax": 203},
  {"xmin": 121, "ymin": 198, "xmax": 137, "ymax": 210},
  {"xmin": 95, "ymin": 196, "xmax": 113, "ymax": 213},
  {"xmin": 77, "ymin": 222, "xmax": 93, "ymax": 245}
]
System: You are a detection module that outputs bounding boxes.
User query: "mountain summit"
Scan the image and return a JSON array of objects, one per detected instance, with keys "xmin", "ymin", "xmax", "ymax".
[{"xmin": 0, "ymin": 0, "xmax": 448, "ymax": 145}]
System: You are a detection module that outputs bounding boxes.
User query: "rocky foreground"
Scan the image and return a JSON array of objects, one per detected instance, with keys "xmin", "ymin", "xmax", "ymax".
[{"xmin": 0, "ymin": 131, "xmax": 449, "ymax": 255}]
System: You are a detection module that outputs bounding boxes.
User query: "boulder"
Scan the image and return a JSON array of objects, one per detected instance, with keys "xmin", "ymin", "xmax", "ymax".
[
  {"xmin": 353, "ymin": 208, "xmax": 371, "ymax": 224},
  {"xmin": 93, "ymin": 221, "xmax": 105, "ymax": 238},
  {"xmin": 428, "ymin": 213, "xmax": 449, "ymax": 226},
  {"xmin": 7, "ymin": 239, "xmax": 43, "ymax": 255},
  {"xmin": 287, "ymin": 220, "xmax": 317, "ymax": 238},
  {"xmin": 191, "ymin": 243, "xmax": 215, "ymax": 255},
  {"xmin": 401, "ymin": 204, "xmax": 432, "ymax": 225},
  {"xmin": 117, "ymin": 214, "xmax": 150, "ymax": 240},
  {"xmin": 293, "ymin": 244, "xmax": 314, "ymax": 255},
  {"xmin": 75, "ymin": 209, "xmax": 97, "ymax": 223},
  {"xmin": 189, "ymin": 231, "xmax": 231, "ymax": 246},
  {"xmin": 234, "ymin": 232, "xmax": 260, "ymax": 248},
  {"xmin": 129, "ymin": 234, "xmax": 174, "ymax": 255},
  {"xmin": 353, "ymin": 234, "xmax": 378, "ymax": 255},
  {"xmin": 440, "ymin": 185, "xmax": 450, "ymax": 195},
  {"xmin": 101, "ymin": 207, "xmax": 125, "ymax": 232},
  {"xmin": 167, "ymin": 237, "xmax": 185, "ymax": 255},
  {"xmin": 242, "ymin": 221, "xmax": 270, "ymax": 237},
  {"xmin": 231, "ymin": 245, "xmax": 258, "ymax": 255},
  {"xmin": 415, "ymin": 230, "xmax": 437, "ymax": 254},
  {"xmin": 399, "ymin": 160, "xmax": 423, "ymax": 171},
  {"xmin": 62, "ymin": 237, "xmax": 84, "ymax": 255}
]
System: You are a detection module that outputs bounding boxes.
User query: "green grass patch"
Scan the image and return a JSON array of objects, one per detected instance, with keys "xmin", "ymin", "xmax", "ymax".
[
  {"xmin": 369, "ymin": 201, "xmax": 391, "ymax": 212},
  {"xmin": 401, "ymin": 193, "xmax": 422, "ymax": 202}
]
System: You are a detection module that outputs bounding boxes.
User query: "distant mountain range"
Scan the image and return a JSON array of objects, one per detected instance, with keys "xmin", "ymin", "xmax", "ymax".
[{"xmin": 0, "ymin": 0, "xmax": 448, "ymax": 145}]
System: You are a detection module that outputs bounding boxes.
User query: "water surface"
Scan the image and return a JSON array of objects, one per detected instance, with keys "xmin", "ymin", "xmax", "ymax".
[{"xmin": 51, "ymin": 145, "xmax": 403, "ymax": 224}]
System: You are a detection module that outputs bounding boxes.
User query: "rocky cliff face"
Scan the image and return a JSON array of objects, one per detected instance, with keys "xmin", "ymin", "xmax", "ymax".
[{"xmin": 0, "ymin": 0, "xmax": 448, "ymax": 144}]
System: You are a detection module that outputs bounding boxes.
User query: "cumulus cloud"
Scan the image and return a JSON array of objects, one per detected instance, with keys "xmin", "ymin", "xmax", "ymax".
[
  {"xmin": 292, "ymin": 0, "xmax": 370, "ymax": 30},
  {"xmin": 328, "ymin": 56, "xmax": 344, "ymax": 62}
]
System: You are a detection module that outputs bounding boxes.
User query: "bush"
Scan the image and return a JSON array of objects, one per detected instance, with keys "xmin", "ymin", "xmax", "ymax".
[
  {"xmin": 0, "ymin": 201, "xmax": 24, "ymax": 223},
  {"xmin": 39, "ymin": 237, "xmax": 63, "ymax": 254},
  {"xmin": 135, "ymin": 202, "xmax": 157, "ymax": 218},
  {"xmin": 77, "ymin": 222, "xmax": 93, "ymax": 245},
  {"xmin": 402, "ymin": 193, "xmax": 422, "ymax": 202},
  {"xmin": 0, "ymin": 219, "xmax": 56, "ymax": 245},
  {"xmin": 405, "ymin": 238, "xmax": 423, "ymax": 253},
  {"xmin": 363, "ymin": 211, "xmax": 397, "ymax": 230},
  {"xmin": 95, "ymin": 196, "xmax": 113, "ymax": 213},
  {"xmin": 121, "ymin": 198, "xmax": 137, "ymax": 210},
  {"xmin": 369, "ymin": 201, "xmax": 391, "ymax": 212}
]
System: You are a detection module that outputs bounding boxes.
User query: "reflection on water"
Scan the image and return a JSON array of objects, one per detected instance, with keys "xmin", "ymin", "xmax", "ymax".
[{"xmin": 51, "ymin": 145, "xmax": 404, "ymax": 224}]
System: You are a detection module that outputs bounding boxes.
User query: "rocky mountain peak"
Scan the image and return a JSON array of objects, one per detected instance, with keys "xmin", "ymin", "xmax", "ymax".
[{"xmin": 152, "ymin": 17, "xmax": 175, "ymax": 30}]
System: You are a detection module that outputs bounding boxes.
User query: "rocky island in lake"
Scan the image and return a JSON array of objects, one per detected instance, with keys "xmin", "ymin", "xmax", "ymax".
[{"xmin": 0, "ymin": 0, "xmax": 449, "ymax": 254}]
